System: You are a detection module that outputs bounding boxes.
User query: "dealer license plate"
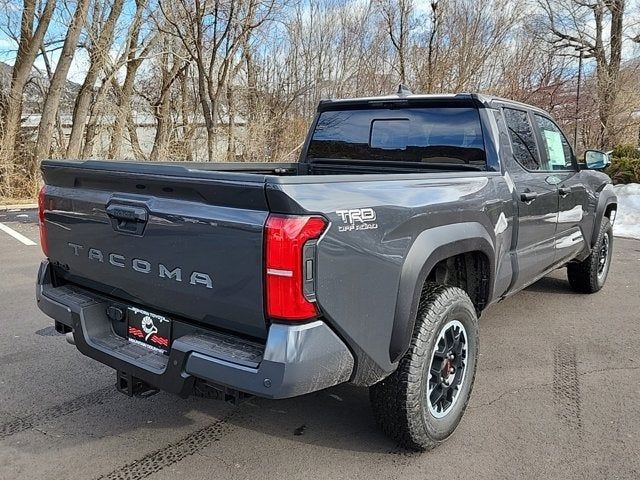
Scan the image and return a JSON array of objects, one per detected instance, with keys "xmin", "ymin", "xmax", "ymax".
[{"xmin": 127, "ymin": 307, "xmax": 172, "ymax": 353}]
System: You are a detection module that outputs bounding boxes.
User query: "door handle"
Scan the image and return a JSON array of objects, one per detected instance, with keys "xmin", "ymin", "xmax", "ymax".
[
  {"xmin": 106, "ymin": 205, "xmax": 148, "ymax": 222},
  {"xmin": 106, "ymin": 204, "xmax": 148, "ymax": 235},
  {"xmin": 520, "ymin": 192, "xmax": 539, "ymax": 202},
  {"xmin": 559, "ymin": 186, "xmax": 573, "ymax": 197}
]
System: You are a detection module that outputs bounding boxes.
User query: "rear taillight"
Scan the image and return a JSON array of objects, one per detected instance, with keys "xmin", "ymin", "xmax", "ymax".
[
  {"xmin": 38, "ymin": 185, "xmax": 49, "ymax": 257},
  {"xmin": 265, "ymin": 214, "xmax": 327, "ymax": 320}
]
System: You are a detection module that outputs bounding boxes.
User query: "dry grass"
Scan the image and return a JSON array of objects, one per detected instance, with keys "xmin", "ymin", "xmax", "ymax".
[
  {"xmin": 0, "ymin": 134, "xmax": 40, "ymax": 201},
  {"xmin": 0, "ymin": 197, "xmax": 37, "ymax": 206}
]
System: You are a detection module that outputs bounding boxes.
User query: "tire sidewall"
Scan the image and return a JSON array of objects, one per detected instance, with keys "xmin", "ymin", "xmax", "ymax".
[
  {"xmin": 596, "ymin": 219, "xmax": 613, "ymax": 289},
  {"xmin": 417, "ymin": 298, "xmax": 478, "ymax": 441}
]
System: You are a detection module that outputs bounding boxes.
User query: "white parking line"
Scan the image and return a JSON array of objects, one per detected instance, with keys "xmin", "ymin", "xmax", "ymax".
[{"xmin": 0, "ymin": 222, "xmax": 37, "ymax": 246}]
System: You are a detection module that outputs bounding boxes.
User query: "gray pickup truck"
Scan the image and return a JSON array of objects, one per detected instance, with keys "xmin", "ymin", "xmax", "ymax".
[{"xmin": 36, "ymin": 92, "xmax": 617, "ymax": 451}]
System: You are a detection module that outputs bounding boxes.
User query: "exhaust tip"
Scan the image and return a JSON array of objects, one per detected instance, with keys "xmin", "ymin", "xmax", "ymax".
[{"xmin": 65, "ymin": 332, "xmax": 75, "ymax": 345}]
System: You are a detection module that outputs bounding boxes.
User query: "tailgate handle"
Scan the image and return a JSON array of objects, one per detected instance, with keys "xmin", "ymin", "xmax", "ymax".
[{"xmin": 106, "ymin": 205, "xmax": 148, "ymax": 235}]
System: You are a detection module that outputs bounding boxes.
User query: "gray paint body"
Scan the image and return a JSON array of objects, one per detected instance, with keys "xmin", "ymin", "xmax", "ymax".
[
  {"xmin": 36, "ymin": 262, "xmax": 353, "ymax": 398},
  {"xmin": 36, "ymin": 93, "xmax": 617, "ymax": 395}
]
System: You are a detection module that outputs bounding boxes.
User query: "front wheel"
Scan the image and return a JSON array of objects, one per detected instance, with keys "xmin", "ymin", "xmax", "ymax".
[
  {"xmin": 567, "ymin": 217, "xmax": 613, "ymax": 293},
  {"xmin": 370, "ymin": 284, "xmax": 479, "ymax": 451}
]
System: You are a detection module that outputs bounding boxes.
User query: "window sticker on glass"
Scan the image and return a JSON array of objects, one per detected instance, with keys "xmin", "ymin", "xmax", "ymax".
[
  {"xmin": 534, "ymin": 114, "xmax": 573, "ymax": 170},
  {"xmin": 543, "ymin": 129, "xmax": 565, "ymax": 168}
]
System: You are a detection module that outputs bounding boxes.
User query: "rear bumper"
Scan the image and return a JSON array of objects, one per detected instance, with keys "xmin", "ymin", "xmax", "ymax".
[{"xmin": 36, "ymin": 260, "xmax": 354, "ymax": 399}]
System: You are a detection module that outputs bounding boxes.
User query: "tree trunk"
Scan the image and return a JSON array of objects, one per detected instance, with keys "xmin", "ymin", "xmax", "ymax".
[
  {"xmin": 81, "ymin": 119, "xmax": 99, "ymax": 158},
  {"xmin": 150, "ymin": 49, "xmax": 185, "ymax": 160},
  {"xmin": 597, "ymin": 0, "xmax": 624, "ymax": 148},
  {"xmin": 150, "ymin": 93, "xmax": 172, "ymax": 160},
  {"xmin": 426, "ymin": 0, "xmax": 440, "ymax": 93},
  {"xmin": 35, "ymin": 0, "xmax": 90, "ymax": 167},
  {"xmin": 108, "ymin": 63, "xmax": 139, "ymax": 159},
  {"xmin": 66, "ymin": 0, "xmax": 125, "ymax": 158},
  {"xmin": 108, "ymin": 0, "xmax": 153, "ymax": 159},
  {"xmin": 179, "ymin": 71, "xmax": 194, "ymax": 161},
  {"xmin": 79, "ymin": 73, "xmax": 113, "ymax": 158},
  {"xmin": 127, "ymin": 114, "xmax": 145, "ymax": 160},
  {"xmin": 1, "ymin": 0, "xmax": 56, "ymax": 196},
  {"xmin": 196, "ymin": 62, "xmax": 215, "ymax": 162},
  {"xmin": 38, "ymin": 45, "xmax": 65, "ymax": 151},
  {"xmin": 226, "ymin": 83, "xmax": 235, "ymax": 162}
]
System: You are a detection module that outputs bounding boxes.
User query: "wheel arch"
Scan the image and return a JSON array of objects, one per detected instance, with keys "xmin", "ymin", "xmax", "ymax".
[
  {"xmin": 389, "ymin": 222, "xmax": 495, "ymax": 363},
  {"xmin": 591, "ymin": 184, "xmax": 617, "ymax": 247}
]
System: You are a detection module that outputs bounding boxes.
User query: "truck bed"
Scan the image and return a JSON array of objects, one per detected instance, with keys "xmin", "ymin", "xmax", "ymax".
[{"xmin": 41, "ymin": 158, "xmax": 507, "ymax": 384}]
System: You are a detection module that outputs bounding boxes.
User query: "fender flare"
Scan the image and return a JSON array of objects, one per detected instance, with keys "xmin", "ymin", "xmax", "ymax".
[
  {"xmin": 591, "ymin": 184, "xmax": 617, "ymax": 247},
  {"xmin": 389, "ymin": 222, "xmax": 495, "ymax": 363}
]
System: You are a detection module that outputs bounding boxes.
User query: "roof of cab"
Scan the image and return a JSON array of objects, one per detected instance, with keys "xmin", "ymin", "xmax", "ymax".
[{"xmin": 317, "ymin": 91, "xmax": 549, "ymax": 115}]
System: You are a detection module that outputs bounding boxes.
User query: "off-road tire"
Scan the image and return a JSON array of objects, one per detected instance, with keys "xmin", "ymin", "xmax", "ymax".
[
  {"xmin": 567, "ymin": 217, "xmax": 613, "ymax": 293},
  {"xmin": 370, "ymin": 283, "xmax": 479, "ymax": 451}
]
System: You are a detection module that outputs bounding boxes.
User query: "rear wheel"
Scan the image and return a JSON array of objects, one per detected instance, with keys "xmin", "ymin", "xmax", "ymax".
[
  {"xmin": 370, "ymin": 283, "xmax": 479, "ymax": 451},
  {"xmin": 567, "ymin": 217, "xmax": 613, "ymax": 293}
]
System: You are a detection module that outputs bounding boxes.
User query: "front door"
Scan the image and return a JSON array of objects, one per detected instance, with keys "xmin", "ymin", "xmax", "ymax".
[
  {"xmin": 502, "ymin": 107, "xmax": 559, "ymax": 291},
  {"xmin": 531, "ymin": 113, "xmax": 589, "ymax": 263}
]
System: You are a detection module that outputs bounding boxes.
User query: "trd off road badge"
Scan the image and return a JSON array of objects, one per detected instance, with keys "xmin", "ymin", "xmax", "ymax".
[{"xmin": 335, "ymin": 208, "xmax": 378, "ymax": 232}]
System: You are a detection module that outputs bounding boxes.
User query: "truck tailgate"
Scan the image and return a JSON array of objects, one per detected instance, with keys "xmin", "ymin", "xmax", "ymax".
[{"xmin": 41, "ymin": 161, "xmax": 269, "ymax": 339}]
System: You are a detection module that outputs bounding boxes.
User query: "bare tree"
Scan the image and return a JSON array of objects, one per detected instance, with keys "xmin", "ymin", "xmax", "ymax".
[
  {"xmin": 159, "ymin": 0, "xmax": 278, "ymax": 161},
  {"xmin": 425, "ymin": 0, "xmax": 441, "ymax": 93},
  {"xmin": 376, "ymin": 0, "xmax": 414, "ymax": 84},
  {"xmin": 539, "ymin": 0, "xmax": 627, "ymax": 148},
  {"xmin": 2, "ymin": 0, "xmax": 640, "ymax": 200},
  {"xmin": 1, "ymin": 0, "xmax": 56, "ymax": 196},
  {"xmin": 37, "ymin": 44, "xmax": 65, "ymax": 148},
  {"xmin": 108, "ymin": 0, "xmax": 156, "ymax": 159},
  {"xmin": 147, "ymin": 35, "xmax": 189, "ymax": 160},
  {"xmin": 66, "ymin": 0, "xmax": 125, "ymax": 158},
  {"xmin": 435, "ymin": 0, "xmax": 522, "ymax": 92},
  {"xmin": 34, "ymin": 0, "xmax": 90, "ymax": 167}
]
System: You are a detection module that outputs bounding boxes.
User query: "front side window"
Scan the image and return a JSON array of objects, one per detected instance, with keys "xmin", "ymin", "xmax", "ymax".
[
  {"xmin": 503, "ymin": 108, "xmax": 543, "ymax": 171},
  {"xmin": 534, "ymin": 115, "xmax": 574, "ymax": 170},
  {"xmin": 307, "ymin": 107, "xmax": 486, "ymax": 167}
]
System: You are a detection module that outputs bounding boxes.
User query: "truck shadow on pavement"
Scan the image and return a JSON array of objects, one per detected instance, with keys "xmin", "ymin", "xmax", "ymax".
[
  {"xmin": 227, "ymin": 383, "xmax": 400, "ymax": 453},
  {"xmin": 0, "ymin": 381, "xmax": 401, "ymax": 458},
  {"xmin": 52, "ymin": 385, "xmax": 411, "ymax": 480},
  {"xmin": 524, "ymin": 275, "xmax": 576, "ymax": 295}
]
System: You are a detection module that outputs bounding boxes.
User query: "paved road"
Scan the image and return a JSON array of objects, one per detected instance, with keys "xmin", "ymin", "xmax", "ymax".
[{"xmin": 1, "ymin": 209, "xmax": 639, "ymax": 480}]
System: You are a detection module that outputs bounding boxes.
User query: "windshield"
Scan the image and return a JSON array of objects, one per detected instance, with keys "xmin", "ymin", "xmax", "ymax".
[{"xmin": 307, "ymin": 107, "xmax": 486, "ymax": 167}]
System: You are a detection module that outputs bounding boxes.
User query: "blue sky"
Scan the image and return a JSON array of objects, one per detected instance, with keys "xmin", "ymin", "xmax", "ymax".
[{"xmin": 0, "ymin": 0, "xmax": 142, "ymax": 83}]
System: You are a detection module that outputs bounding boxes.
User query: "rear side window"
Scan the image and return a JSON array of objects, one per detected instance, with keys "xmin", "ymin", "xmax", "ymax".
[
  {"xmin": 307, "ymin": 107, "xmax": 486, "ymax": 167},
  {"xmin": 503, "ymin": 108, "xmax": 543, "ymax": 171}
]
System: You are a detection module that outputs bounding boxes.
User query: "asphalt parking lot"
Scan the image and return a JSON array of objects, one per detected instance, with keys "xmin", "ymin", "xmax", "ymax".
[{"xmin": 0, "ymin": 208, "xmax": 639, "ymax": 480}]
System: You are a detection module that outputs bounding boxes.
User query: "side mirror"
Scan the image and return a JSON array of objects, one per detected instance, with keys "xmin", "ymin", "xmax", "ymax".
[{"xmin": 584, "ymin": 150, "xmax": 610, "ymax": 170}]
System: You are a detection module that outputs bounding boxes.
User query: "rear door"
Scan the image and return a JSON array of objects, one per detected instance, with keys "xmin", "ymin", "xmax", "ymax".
[
  {"xmin": 502, "ymin": 107, "xmax": 559, "ymax": 291},
  {"xmin": 531, "ymin": 114, "xmax": 589, "ymax": 262},
  {"xmin": 41, "ymin": 162, "xmax": 269, "ymax": 339}
]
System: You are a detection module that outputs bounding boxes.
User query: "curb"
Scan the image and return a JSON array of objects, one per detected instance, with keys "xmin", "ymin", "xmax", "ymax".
[{"xmin": 0, "ymin": 203, "xmax": 38, "ymax": 211}]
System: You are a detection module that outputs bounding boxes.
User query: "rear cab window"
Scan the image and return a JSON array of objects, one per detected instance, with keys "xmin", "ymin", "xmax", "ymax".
[
  {"xmin": 502, "ymin": 107, "xmax": 575, "ymax": 173},
  {"xmin": 503, "ymin": 108, "xmax": 544, "ymax": 171},
  {"xmin": 307, "ymin": 107, "xmax": 487, "ymax": 169}
]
